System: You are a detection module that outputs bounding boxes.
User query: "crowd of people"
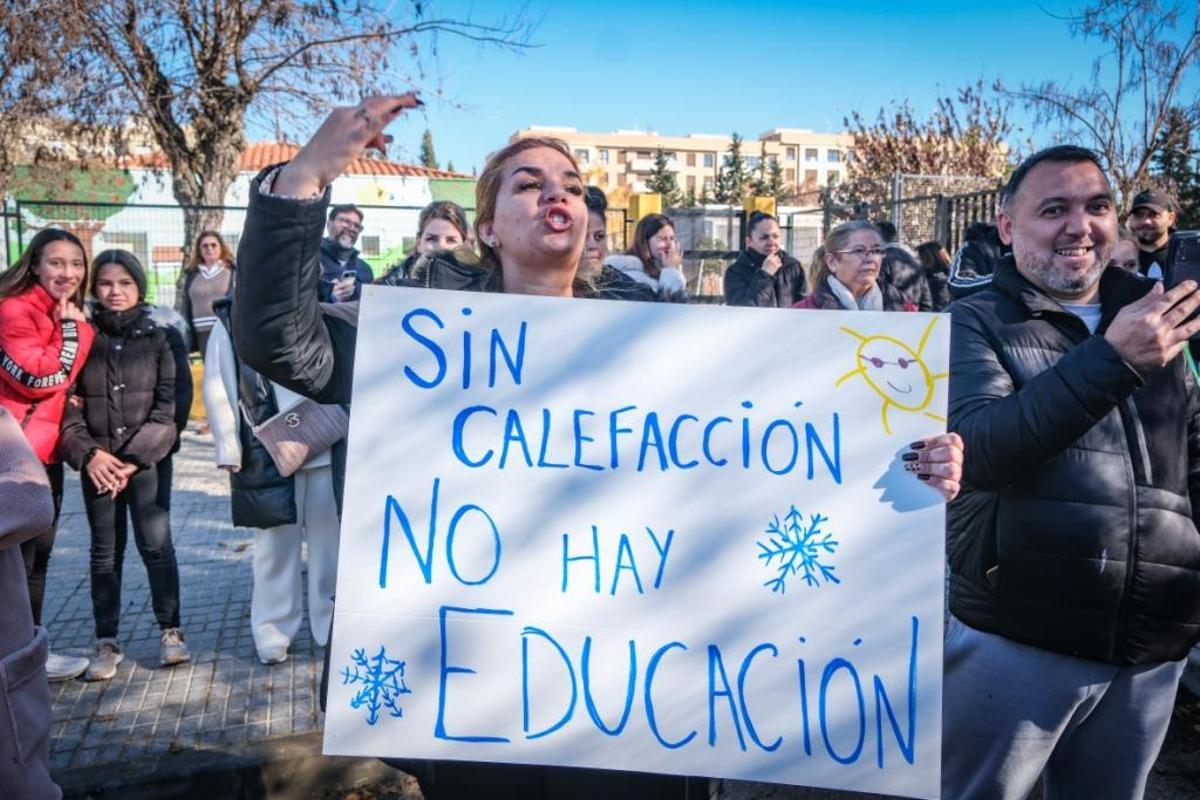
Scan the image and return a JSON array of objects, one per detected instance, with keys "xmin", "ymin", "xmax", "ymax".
[{"xmin": 0, "ymin": 92, "xmax": 1198, "ymax": 800}]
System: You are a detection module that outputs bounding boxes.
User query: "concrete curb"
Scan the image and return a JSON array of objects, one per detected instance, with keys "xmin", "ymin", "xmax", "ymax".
[{"xmin": 55, "ymin": 731, "xmax": 417, "ymax": 800}]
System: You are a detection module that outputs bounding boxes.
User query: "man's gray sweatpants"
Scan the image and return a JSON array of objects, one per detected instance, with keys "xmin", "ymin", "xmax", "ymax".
[{"xmin": 941, "ymin": 615, "xmax": 1184, "ymax": 800}]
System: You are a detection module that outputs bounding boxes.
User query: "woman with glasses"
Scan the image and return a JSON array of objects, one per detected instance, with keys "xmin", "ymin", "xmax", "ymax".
[
  {"xmin": 179, "ymin": 230, "xmax": 236, "ymax": 359},
  {"xmin": 794, "ymin": 220, "xmax": 916, "ymax": 311}
]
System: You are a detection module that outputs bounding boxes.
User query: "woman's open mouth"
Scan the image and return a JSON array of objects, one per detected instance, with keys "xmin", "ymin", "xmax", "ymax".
[{"xmin": 544, "ymin": 207, "xmax": 573, "ymax": 232}]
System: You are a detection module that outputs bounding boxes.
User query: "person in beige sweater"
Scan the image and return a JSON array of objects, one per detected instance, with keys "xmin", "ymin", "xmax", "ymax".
[{"xmin": 0, "ymin": 406, "xmax": 62, "ymax": 799}]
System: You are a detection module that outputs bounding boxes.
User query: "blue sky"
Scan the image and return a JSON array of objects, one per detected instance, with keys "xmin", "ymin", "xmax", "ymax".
[{"xmin": 356, "ymin": 1, "xmax": 1154, "ymax": 173}]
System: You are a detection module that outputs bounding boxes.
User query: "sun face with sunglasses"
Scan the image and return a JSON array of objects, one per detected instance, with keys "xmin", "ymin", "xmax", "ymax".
[{"xmin": 836, "ymin": 317, "xmax": 948, "ymax": 435}]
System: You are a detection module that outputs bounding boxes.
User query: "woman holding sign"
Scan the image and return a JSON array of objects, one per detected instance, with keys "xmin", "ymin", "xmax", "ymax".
[{"xmin": 232, "ymin": 95, "xmax": 964, "ymax": 798}]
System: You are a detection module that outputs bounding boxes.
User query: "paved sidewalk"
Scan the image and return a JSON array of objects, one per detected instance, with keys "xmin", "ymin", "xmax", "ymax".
[{"xmin": 43, "ymin": 427, "xmax": 329, "ymax": 787}]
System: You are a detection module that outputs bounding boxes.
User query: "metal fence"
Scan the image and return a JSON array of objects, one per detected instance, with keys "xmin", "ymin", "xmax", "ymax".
[
  {"xmin": 4, "ymin": 185, "xmax": 1000, "ymax": 306},
  {"xmin": 4, "ymin": 198, "xmax": 477, "ymax": 308},
  {"xmin": 669, "ymin": 187, "xmax": 1003, "ymax": 300}
]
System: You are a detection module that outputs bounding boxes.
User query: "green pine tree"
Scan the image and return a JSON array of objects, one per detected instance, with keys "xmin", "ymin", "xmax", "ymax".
[
  {"xmin": 767, "ymin": 157, "xmax": 792, "ymax": 203},
  {"xmin": 645, "ymin": 148, "xmax": 682, "ymax": 206},
  {"xmin": 446, "ymin": 159, "xmax": 456, "ymax": 173},
  {"xmin": 714, "ymin": 133, "xmax": 750, "ymax": 204},
  {"xmin": 749, "ymin": 142, "xmax": 770, "ymax": 196},
  {"xmin": 420, "ymin": 129, "xmax": 438, "ymax": 169},
  {"xmin": 1152, "ymin": 108, "xmax": 1200, "ymax": 228}
]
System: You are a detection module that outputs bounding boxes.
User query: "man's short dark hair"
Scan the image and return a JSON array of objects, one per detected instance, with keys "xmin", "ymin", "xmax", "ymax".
[
  {"xmin": 875, "ymin": 219, "xmax": 898, "ymax": 243},
  {"xmin": 584, "ymin": 186, "xmax": 607, "ymax": 215},
  {"xmin": 1001, "ymin": 145, "xmax": 1107, "ymax": 208},
  {"xmin": 329, "ymin": 203, "xmax": 363, "ymax": 224}
]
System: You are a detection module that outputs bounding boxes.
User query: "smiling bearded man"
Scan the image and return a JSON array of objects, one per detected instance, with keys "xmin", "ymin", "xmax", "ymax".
[{"xmin": 941, "ymin": 145, "xmax": 1200, "ymax": 800}]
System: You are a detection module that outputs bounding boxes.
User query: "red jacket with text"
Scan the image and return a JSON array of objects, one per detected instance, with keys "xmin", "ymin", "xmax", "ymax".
[{"xmin": 0, "ymin": 284, "xmax": 95, "ymax": 463}]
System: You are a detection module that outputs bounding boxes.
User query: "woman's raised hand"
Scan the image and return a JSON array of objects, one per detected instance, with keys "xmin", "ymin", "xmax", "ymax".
[
  {"xmin": 658, "ymin": 240, "xmax": 684, "ymax": 270},
  {"xmin": 53, "ymin": 295, "xmax": 86, "ymax": 323},
  {"xmin": 275, "ymin": 94, "xmax": 422, "ymax": 198}
]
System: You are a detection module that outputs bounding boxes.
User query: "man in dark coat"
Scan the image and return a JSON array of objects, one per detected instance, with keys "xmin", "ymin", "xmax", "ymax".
[
  {"xmin": 318, "ymin": 203, "xmax": 374, "ymax": 302},
  {"xmin": 1128, "ymin": 187, "xmax": 1177, "ymax": 280},
  {"xmin": 942, "ymin": 145, "xmax": 1200, "ymax": 799},
  {"xmin": 947, "ymin": 221, "xmax": 1009, "ymax": 300}
]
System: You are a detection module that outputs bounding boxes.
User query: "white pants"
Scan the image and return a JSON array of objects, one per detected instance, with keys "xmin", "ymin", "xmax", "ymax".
[{"xmin": 250, "ymin": 464, "xmax": 340, "ymax": 655}]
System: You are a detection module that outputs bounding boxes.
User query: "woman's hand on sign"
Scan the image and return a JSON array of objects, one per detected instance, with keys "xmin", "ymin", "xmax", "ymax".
[
  {"xmin": 905, "ymin": 432, "xmax": 963, "ymax": 502},
  {"xmin": 275, "ymin": 93, "xmax": 422, "ymax": 198}
]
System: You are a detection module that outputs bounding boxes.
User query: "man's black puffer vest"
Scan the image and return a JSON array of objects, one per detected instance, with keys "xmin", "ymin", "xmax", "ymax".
[{"xmin": 947, "ymin": 257, "xmax": 1200, "ymax": 664}]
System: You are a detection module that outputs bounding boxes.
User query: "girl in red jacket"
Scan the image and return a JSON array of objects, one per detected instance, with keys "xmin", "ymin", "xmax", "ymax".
[{"xmin": 0, "ymin": 228, "xmax": 96, "ymax": 682}]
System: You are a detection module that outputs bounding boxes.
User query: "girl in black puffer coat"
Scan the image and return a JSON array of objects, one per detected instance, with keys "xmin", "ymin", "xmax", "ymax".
[{"xmin": 60, "ymin": 250, "xmax": 192, "ymax": 681}]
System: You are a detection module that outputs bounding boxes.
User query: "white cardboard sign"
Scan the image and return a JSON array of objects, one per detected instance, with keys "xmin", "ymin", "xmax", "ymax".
[{"xmin": 324, "ymin": 285, "xmax": 948, "ymax": 800}]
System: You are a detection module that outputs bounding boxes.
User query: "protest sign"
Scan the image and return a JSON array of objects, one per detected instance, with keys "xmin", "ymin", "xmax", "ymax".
[{"xmin": 323, "ymin": 285, "xmax": 949, "ymax": 799}]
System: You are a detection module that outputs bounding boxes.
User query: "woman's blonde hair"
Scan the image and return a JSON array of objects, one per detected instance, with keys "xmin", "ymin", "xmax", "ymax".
[
  {"xmin": 186, "ymin": 230, "xmax": 236, "ymax": 272},
  {"xmin": 474, "ymin": 136, "xmax": 592, "ymax": 295},
  {"xmin": 815, "ymin": 220, "xmax": 880, "ymax": 287}
]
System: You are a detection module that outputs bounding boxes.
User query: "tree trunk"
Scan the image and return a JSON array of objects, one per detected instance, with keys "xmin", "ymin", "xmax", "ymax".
[{"xmin": 170, "ymin": 131, "xmax": 244, "ymax": 288}]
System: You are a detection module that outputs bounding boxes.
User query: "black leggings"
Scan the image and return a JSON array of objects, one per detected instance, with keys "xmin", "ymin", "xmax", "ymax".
[
  {"xmin": 83, "ymin": 456, "xmax": 181, "ymax": 638},
  {"xmin": 21, "ymin": 462, "xmax": 63, "ymax": 626}
]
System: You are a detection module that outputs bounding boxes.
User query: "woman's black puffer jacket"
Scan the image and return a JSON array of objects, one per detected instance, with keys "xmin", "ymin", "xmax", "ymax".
[
  {"xmin": 722, "ymin": 248, "xmax": 807, "ymax": 307},
  {"xmin": 60, "ymin": 305, "xmax": 178, "ymax": 471}
]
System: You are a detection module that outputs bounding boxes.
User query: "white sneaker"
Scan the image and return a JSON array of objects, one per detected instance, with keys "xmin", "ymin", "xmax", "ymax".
[
  {"xmin": 45, "ymin": 651, "xmax": 88, "ymax": 682},
  {"xmin": 257, "ymin": 645, "xmax": 288, "ymax": 665}
]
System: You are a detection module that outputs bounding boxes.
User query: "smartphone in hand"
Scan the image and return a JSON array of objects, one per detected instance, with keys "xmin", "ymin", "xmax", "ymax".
[{"xmin": 1165, "ymin": 231, "xmax": 1200, "ymax": 328}]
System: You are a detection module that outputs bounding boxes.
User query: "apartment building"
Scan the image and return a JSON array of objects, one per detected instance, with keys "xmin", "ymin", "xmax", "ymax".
[{"xmin": 510, "ymin": 126, "xmax": 854, "ymax": 204}]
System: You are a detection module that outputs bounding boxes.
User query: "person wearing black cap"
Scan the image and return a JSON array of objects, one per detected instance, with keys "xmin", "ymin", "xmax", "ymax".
[{"xmin": 1129, "ymin": 188, "xmax": 1177, "ymax": 279}]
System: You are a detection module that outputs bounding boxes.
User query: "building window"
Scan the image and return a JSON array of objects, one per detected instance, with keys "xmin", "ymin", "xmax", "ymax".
[
  {"xmin": 617, "ymin": 151, "xmax": 626, "ymax": 165},
  {"xmin": 803, "ymin": 170, "xmax": 818, "ymax": 191},
  {"xmin": 618, "ymin": 173, "xmax": 627, "ymax": 187},
  {"xmin": 687, "ymin": 175, "xmax": 696, "ymax": 190},
  {"xmin": 786, "ymin": 147, "xmax": 796, "ymax": 161},
  {"xmin": 360, "ymin": 235, "xmax": 381, "ymax": 257},
  {"xmin": 804, "ymin": 148, "xmax": 818, "ymax": 163},
  {"xmin": 599, "ymin": 149, "xmax": 609, "ymax": 164},
  {"xmin": 746, "ymin": 156, "xmax": 761, "ymax": 169},
  {"xmin": 827, "ymin": 149, "xmax": 840, "ymax": 164},
  {"xmin": 636, "ymin": 151, "xmax": 651, "ymax": 160},
  {"xmin": 702, "ymin": 176, "xmax": 714, "ymax": 192},
  {"xmin": 703, "ymin": 153, "xmax": 715, "ymax": 168},
  {"xmin": 785, "ymin": 168, "xmax": 796, "ymax": 182},
  {"xmin": 767, "ymin": 155, "xmax": 778, "ymax": 168},
  {"xmin": 686, "ymin": 152, "xmax": 696, "ymax": 167},
  {"xmin": 847, "ymin": 148, "xmax": 856, "ymax": 163},
  {"xmin": 574, "ymin": 148, "xmax": 590, "ymax": 164}
]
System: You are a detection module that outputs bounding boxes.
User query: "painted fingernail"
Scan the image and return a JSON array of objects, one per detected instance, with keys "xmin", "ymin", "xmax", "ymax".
[
  {"xmin": 904, "ymin": 463, "xmax": 920, "ymax": 472},
  {"xmin": 909, "ymin": 441, "xmax": 927, "ymax": 450},
  {"xmin": 902, "ymin": 452, "xmax": 919, "ymax": 462},
  {"xmin": 917, "ymin": 474, "xmax": 931, "ymax": 481}
]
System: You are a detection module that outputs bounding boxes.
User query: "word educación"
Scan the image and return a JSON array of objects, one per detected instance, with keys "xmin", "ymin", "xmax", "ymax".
[{"xmin": 369, "ymin": 306, "xmax": 923, "ymax": 770}]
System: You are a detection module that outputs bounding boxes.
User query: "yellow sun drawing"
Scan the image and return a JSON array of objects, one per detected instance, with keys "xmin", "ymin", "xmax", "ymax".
[{"xmin": 835, "ymin": 317, "xmax": 948, "ymax": 435}]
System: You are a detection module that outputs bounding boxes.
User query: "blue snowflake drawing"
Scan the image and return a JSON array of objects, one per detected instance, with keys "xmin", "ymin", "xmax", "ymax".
[
  {"xmin": 341, "ymin": 645, "xmax": 412, "ymax": 726},
  {"xmin": 756, "ymin": 507, "xmax": 839, "ymax": 593}
]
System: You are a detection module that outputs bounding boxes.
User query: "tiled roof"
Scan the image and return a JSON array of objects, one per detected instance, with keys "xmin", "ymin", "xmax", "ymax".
[{"xmin": 123, "ymin": 141, "xmax": 471, "ymax": 179}]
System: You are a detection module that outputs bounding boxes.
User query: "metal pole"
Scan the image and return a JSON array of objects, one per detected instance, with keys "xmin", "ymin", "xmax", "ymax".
[{"xmin": 891, "ymin": 172, "xmax": 902, "ymax": 239}]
